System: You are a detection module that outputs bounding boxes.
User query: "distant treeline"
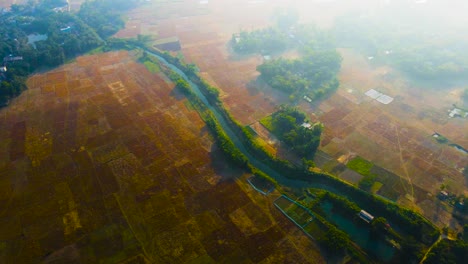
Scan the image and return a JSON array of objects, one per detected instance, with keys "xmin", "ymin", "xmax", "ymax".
[
  {"xmin": 0, "ymin": 0, "xmax": 141, "ymax": 106},
  {"xmin": 333, "ymin": 11, "xmax": 468, "ymax": 81},
  {"xmin": 231, "ymin": 24, "xmax": 341, "ymax": 103},
  {"xmin": 257, "ymin": 48, "xmax": 341, "ymax": 102},
  {"xmin": 231, "ymin": 24, "xmax": 334, "ymax": 55}
]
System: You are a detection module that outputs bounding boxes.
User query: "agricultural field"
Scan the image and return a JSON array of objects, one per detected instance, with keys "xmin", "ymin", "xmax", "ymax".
[
  {"xmin": 319, "ymin": 49, "xmax": 468, "ymax": 207},
  {"xmin": 115, "ymin": 0, "xmax": 468, "ymax": 228},
  {"xmin": 116, "ymin": 0, "xmax": 374, "ymax": 125},
  {"xmin": 0, "ymin": 51, "xmax": 326, "ymax": 263},
  {"xmin": 0, "ymin": 0, "xmax": 21, "ymax": 8}
]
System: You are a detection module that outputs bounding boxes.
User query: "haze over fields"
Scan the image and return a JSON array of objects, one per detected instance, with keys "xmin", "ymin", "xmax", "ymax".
[{"xmin": 0, "ymin": 0, "xmax": 467, "ymax": 263}]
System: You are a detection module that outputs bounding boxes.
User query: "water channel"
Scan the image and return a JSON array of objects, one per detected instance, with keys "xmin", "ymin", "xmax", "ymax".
[
  {"xmin": 148, "ymin": 51, "xmax": 311, "ymax": 188},
  {"xmin": 321, "ymin": 201, "xmax": 396, "ymax": 262}
]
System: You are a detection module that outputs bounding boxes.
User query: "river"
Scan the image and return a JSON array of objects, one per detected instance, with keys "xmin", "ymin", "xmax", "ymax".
[
  {"xmin": 147, "ymin": 50, "xmax": 413, "ymax": 262},
  {"xmin": 147, "ymin": 51, "xmax": 313, "ymax": 188}
]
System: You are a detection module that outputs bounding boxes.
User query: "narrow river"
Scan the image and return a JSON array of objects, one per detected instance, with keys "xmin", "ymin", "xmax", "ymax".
[
  {"xmin": 148, "ymin": 51, "xmax": 313, "ymax": 188},
  {"xmin": 147, "ymin": 51, "xmax": 413, "ymax": 262},
  {"xmin": 149, "ymin": 51, "xmax": 397, "ymax": 262}
]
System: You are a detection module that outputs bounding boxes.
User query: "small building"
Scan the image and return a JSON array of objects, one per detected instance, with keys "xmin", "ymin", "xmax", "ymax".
[
  {"xmin": 3, "ymin": 56, "xmax": 23, "ymax": 62},
  {"xmin": 448, "ymin": 108, "xmax": 462, "ymax": 118},
  {"xmin": 0, "ymin": 66, "xmax": 6, "ymax": 72},
  {"xmin": 358, "ymin": 210, "xmax": 374, "ymax": 223},
  {"xmin": 438, "ymin": 191, "xmax": 449, "ymax": 200},
  {"xmin": 301, "ymin": 122, "xmax": 312, "ymax": 129},
  {"xmin": 60, "ymin": 26, "xmax": 72, "ymax": 32}
]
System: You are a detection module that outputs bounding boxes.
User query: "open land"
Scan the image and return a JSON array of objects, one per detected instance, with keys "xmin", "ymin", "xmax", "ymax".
[
  {"xmin": 0, "ymin": 51, "xmax": 326, "ymax": 263},
  {"xmin": 0, "ymin": 0, "xmax": 21, "ymax": 9},
  {"xmin": 116, "ymin": 0, "xmax": 468, "ymax": 228}
]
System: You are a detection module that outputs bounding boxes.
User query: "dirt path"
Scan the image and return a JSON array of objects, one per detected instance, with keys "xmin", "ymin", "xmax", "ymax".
[
  {"xmin": 419, "ymin": 235, "xmax": 442, "ymax": 264},
  {"xmin": 395, "ymin": 125, "xmax": 415, "ymax": 200}
]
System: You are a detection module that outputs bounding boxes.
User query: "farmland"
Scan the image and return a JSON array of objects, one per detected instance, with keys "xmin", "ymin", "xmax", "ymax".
[
  {"xmin": 0, "ymin": 51, "xmax": 326, "ymax": 262},
  {"xmin": 115, "ymin": 0, "xmax": 468, "ymax": 228},
  {"xmin": 0, "ymin": 0, "xmax": 466, "ymax": 262}
]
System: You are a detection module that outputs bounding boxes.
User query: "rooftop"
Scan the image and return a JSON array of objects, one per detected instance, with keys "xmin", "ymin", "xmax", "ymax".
[{"xmin": 358, "ymin": 210, "xmax": 374, "ymax": 223}]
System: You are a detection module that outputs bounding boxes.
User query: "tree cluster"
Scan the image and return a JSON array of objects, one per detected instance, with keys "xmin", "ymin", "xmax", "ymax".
[
  {"xmin": 424, "ymin": 239, "xmax": 468, "ymax": 264},
  {"xmin": 231, "ymin": 28, "xmax": 290, "ymax": 54},
  {"xmin": 257, "ymin": 46, "xmax": 341, "ymax": 102},
  {"xmin": 268, "ymin": 106, "xmax": 322, "ymax": 158},
  {"xmin": 78, "ymin": 0, "xmax": 139, "ymax": 38},
  {"xmin": 318, "ymin": 225, "xmax": 350, "ymax": 253}
]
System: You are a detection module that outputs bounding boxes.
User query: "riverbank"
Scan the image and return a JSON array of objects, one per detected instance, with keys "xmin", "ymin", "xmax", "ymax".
[{"xmin": 139, "ymin": 44, "xmax": 440, "ymax": 262}]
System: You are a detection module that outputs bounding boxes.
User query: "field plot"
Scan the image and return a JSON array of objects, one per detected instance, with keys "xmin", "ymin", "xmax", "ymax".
[
  {"xmin": 0, "ymin": 51, "xmax": 325, "ymax": 263},
  {"xmin": 247, "ymin": 175, "xmax": 275, "ymax": 195},
  {"xmin": 116, "ymin": 0, "xmax": 368, "ymax": 125},
  {"xmin": 115, "ymin": 0, "xmax": 466, "ymax": 227},
  {"xmin": 274, "ymin": 195, "xmax": 315, "ymax": 228},
  {"xmin": 0, "ymin": 0, "xmax": 25, "ymax": 8},
  {"xmin": 316, "ymin": 49, "xmax": 468, "ymax": 224}
]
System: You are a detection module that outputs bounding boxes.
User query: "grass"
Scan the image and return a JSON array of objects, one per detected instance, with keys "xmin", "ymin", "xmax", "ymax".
[
  {"xmin": 322, "ymin": 160, "xmax": 340, "ymax": 173},
  {"xmin": 370, "ymin": 182, "xmax": 383, "ymax": 194},
  {"xmin": 86, "ymin": 46, "xmax": 106, "ymax": 55},
  {"xmin": 303, "ymin": 220, "xmax": 327, "ymax": 240},
  {"xmin": 143, "ymin": 60, "xmax": 161, "ymax": 73},
  {"xmin": 259, "ymin": 115, "xmax": 273, "ymax": 131},
  {"xmin": 254, "ymin": 137, "xmax": 276, "ymax": 155},
  {"xmin": 346, "ymin": 156, "xmax": 374, "ymax": 177}
]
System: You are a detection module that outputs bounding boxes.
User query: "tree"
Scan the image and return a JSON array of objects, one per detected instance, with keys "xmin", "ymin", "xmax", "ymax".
[
  {"xmin": 273, "ymin": 112, "xmax": 296, "ymax": 134},
  {"xmin": 371, "ymin": 217, "xmax": 388, "ymax": 235},
  {"xmin": 319, "ymin": 226, "xmax": 350, "ymax": 253}
]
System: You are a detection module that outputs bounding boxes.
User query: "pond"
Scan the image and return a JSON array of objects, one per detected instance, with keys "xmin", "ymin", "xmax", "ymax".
[{"xmin": 320, "ymin": 201, "xmax": 396, "ymax": 262}]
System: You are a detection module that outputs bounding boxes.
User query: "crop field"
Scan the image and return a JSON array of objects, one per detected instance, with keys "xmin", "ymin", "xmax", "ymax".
[
  {"xmin": 274, "ymin": 196, "xmax": 314, "ymax": 228},
  {"xmin": 0, "ymin": 0, "xmax": 22, "ymax": 8},
  {"xmin": 116, "ymin": 0, "xmax": 372, "ymax": 125},
  {"xmin": 0, "ymin": 51, "xmax": 327, "ymax": 263},
  {"xmin": 313, "ymin": 49, "xmax": 468, "ymax": 223},
  {"xmin": 115, "ymin": 0, "xmax": 467, "ymax": 226}
]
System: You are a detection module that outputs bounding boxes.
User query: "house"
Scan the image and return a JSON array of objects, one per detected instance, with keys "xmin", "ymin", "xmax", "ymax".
[
  {"xmin": 448, "ymin": 108, "xmax": 462, "ymax": 118},
  {"xmin": 358, "ymin": 210, "xmax": 374, "ymax": 223},
  {"xmin": 3, "ymin": 56, "xmax": 23, "ymax": 62},
  {"xmin": 438, "ymin": 191, "xmax": 449, "ymax": 200},
  {"xmin": 301, "ymin": 122, "xmax": 312, "ymax": 129},
  {"xmin": 0, "ymin": 66, "xmax": 6, "ymax": 72},
  {"xmin": 60, "ymin": 26, "xmax": 72, "ymax": 32}
]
